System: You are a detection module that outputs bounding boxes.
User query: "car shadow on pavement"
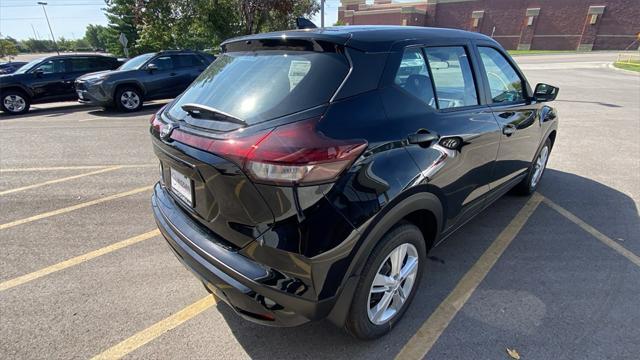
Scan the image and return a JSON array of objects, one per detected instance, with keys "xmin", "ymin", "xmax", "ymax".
[
  {"xmin": 0, "ymin": 102, "xmax": 98, "ymax": 120},
  {"xmin": 86, "ymin": 102, "xmax": 168, "ymax": 118},
  {"xmin": 214, "ymin": 169, "xmax": 638, "ymax": 360}
]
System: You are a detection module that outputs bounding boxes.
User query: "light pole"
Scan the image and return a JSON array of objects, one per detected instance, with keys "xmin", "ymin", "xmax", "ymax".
[
  {"xmin": 321, "ymin": 0, "xmax": 325, "ymax": 28},
  {"xmin": 37, "ymin": 2, "xmax": 59, "ymax": 55}
]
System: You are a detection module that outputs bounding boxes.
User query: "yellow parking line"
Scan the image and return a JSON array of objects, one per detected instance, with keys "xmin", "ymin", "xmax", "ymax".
[
  {"xmin": 395, "ymin": 193, "xmax": 543, "ymax": 360},
  {"xmin": 542, "ymin": 196, "xmax": 640, "ymax": 267},
  {"xmin": 0, "ymin": 166, "xmax": 122, "ymax": 196},
  {"xmin": 1, "ymin": 164, "xmax": 156, "ymax": 172},
  {"xmin": 0, "ymin": 185, "xmax": 153, "ymax": 230},
  {"xmin": 0, "ymin": 230, "xmax": 160, "ymax": 292},
  {"xmin": 91, "ymin": 296, "xmax": 216, "ymax": 360}
]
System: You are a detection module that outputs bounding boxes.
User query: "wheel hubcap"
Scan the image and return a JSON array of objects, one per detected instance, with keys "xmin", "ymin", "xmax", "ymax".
[
  {"xmin": 531, "ymin": 146, "xmax": 549, "ymax": 188},
  {"xmin": 120, "ymin": 91, "xmax": 140, "ymax": 109},
  {"xmin": 367, "ymin": 243, "xmax": 419, "ymax": 325},
  {"xmin": 3, "ymin": 95, "xmax": 26, "ymax": 112}
]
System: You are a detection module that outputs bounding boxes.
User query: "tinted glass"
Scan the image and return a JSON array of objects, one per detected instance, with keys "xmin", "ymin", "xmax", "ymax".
[
  {"xmin": 119, "ymin": 53, "xmax": 154, "ymax": 70},
  {"xmin": 70, "ymin": 58, "xmax": 92, "ymax": 72},
  {"xmin": 174, "ymin": 54, "xmax": 205, "ymax": 68},
  {"xmin": 424, "ymin": 47, "xmax": 478, "ymax": 109},
  {"xmin": 478, "ymin": 47, "xmax": 524, "ymax": 103},
  {"xmin": 15, "ymin": 58, "xmax": 44, "ymax": 74},
  {"xmin": 34, "ymin": 59, "xmax": 67, "ymax": 74},
  {"xmin": 166, "ymin": 51, "xmax": 349, "ymax": 125},
  {"xmin": 394, "ymin": 48, "xmax": 436, "ymax": 108},
  {"xmin": 151, "ymin": 56, "xmax": 174, "ymax": 71}
]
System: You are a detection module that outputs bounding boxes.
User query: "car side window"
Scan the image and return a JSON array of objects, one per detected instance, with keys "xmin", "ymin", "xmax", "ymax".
[
  {"xmin": 394, "ymin": 48, "xmax": 436, "ymax": 108},
  {"xmin": 70, "ymin": 58, "xmax": 92, "ymax": 72},
  {"xmin": 34, "ymin": 59, "xmax": 66, "ymax": 74},
  {"xmin": 151, "ymin": 56, "xmax": 174, "ymax": 71},
  {"xmin": 423, "ymin": 46, "xmax": 478, "ymax": 109},
  {"xmin": 174, "ymin": 54, "xmax": 205, "ymax": 68},
  {"xmin": 478, "ymin": 47, "xmax": 525, "ymax": 103}
]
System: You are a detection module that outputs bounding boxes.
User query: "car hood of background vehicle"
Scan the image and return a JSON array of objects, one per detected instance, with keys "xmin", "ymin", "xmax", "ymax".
[
  {"xmin": 0, "ymin": 73, "xmax": 24, "ymax": 84},
  {"xmin": 77, "ymin": 69, "xmax": 137, "ymax": 82}
]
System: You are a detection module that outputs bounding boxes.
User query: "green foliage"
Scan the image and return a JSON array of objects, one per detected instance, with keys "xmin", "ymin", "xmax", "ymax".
[
  {"xmin": 10, "ymin": 1, "xmax": 321, "ymax": 56},
  {"xmin": 105, "ymin": 0, "xmax": 320, "ymax": 56},
  {"xmin": 84, "ymin": 24, "xmax": 110, "ymax": 50},
  {"xmin": 0, "ymin": 39, "xmax": 19, "ymax": 58}
]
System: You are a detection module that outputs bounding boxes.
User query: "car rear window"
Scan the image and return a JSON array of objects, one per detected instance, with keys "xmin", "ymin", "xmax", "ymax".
[{"xmin": 166, "ymin": 50, "xmax": 349, "ymax": 127}]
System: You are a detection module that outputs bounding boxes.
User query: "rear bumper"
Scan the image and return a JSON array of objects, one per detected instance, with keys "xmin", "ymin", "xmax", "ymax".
[{"xmin": 151, "ymin": 183, "xmax": 336, "ymax": 327}]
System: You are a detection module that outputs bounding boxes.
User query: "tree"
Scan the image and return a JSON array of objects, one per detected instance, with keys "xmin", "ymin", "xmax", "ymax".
[
  {"xmin": 103, "ymin": 0, "xmax": 144, "ymax": 56},
  {"xmin": 85, "ymin": 24, "xmax": 109, "ymax": 50},
  {"xmin": 0, "ymin": 39, "xmax": 19, "ymax": 59},
  {"xmin": 102, "ymin": 0, "xmax": 320, "ymax": 55}
]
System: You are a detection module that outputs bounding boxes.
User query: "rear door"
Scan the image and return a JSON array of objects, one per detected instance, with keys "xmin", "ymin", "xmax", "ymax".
[
  {"xmin": 171, "ymin": 53, "xmax": 208, "ymax": 95},
  {"xmin": 383, "ymin": 43, "xmax": 501, "ymax": 234},
  {"xmin": 475, "ymin": 45, "xmax": 542, "ymax": 191}
]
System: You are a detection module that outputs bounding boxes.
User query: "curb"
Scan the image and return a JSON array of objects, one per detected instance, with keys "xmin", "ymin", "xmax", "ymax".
[{"xmin": 608, "ymin": 62, "xmax": 640, "ymax": 75}]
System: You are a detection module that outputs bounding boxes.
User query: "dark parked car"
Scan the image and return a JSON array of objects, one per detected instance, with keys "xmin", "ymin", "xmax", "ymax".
[
  {"xmin": 75, "ymin": 50, "xmax": 215, "ymax": 112},
  {"xmin": 0, "ymin": 61, "xmax": 27, "ymax": 75},
  {"xmin": 150, "ymin": 26, "xmax": 559, "ymax": 339},
  {"xmin": 0, "ymin": 55, "xmax": 120, "ymax": 115}
]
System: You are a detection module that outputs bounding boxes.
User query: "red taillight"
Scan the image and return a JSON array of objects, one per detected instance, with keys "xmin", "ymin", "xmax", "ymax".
[
  {"xmin": 245, "ymin": 119, "xmax": 367, "ymax": 185},
  {"xmin": 169, "ymin": 118, "xmax": 367, "ymax": 186},
  {"xmin": 150, "ymin": 105, "xmax": 168, "ymax": 130}
]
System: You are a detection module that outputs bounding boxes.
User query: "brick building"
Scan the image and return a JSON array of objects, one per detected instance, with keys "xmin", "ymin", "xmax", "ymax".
[{"xmin": 338, "ymin": 0, "xmax": 640, "ymax": 50}]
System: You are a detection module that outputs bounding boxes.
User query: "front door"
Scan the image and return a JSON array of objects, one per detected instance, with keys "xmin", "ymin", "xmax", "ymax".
[
  {"xmin": 476, "ymin": 46, "xmax": 542, "ymax": 190},
  {"xmin": 29, "ymin": 58, "xmax": 69, "ymax": 101},
  {"xmin": 143, "ymin": 55, "xmax": 181, "ymax": 99}
]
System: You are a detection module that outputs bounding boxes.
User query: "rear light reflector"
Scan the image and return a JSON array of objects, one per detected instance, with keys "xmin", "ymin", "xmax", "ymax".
[
  {"xmin": 244, "ymin": 119, "xmax": 367, "ymax": 185},
  {"xmin": 166, "ymin": 117, "xmax": 367, "ymax": 186}
]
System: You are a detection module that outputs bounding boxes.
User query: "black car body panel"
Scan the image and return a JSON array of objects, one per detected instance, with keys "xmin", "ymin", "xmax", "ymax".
[
  {"xmin": 150, "ymin": 26, "xmax": 559, "ymax": 327},
  {"xmin": 75, "ymin": 50, "xmax": 214, "ymax": 107},
  {"xmin": 0, "ymin": 62, "xmax": 27, "ymax": 75},
  {"xmin": 0, "ymin": 55, "xmax": 119, "ymax": 104}
]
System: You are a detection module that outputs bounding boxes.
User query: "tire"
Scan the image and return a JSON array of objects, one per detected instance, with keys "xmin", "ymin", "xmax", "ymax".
[
  {"xmin": 345, "ymin": 222, "xmax": 426, "ymax": 340},
  {"xmin": 115, "ymin": 86, "xmax": 143, "ymax": 112},
  {"xmin": 1, "ymin": 90, "xmax": 31, "ymax": 115},
  {"xmin": 515, "ymin": 137, "xmax": 552, "ymax": 195}
]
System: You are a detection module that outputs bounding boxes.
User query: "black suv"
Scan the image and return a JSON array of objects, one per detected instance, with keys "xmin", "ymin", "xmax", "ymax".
[
  {"xmin": 150, "ymin": 26, "xmax": 559, "ymax": 339},
  {"xmin": 0, "ymin": 54, "xmax": 120, "ymax": 115},
  {"xmin": 75, "ymin": 50, "xmax": 214, "ymax": 112}
]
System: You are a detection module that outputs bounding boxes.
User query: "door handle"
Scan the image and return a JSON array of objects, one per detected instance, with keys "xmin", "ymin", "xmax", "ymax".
[
  {"xmin": 408, "ymin": 131, "xmax": 439, "ymax": 146},
  {"xmin": 170, "ymin": 72, "xmax": 177, "ymax": 76},
  {"xmin": 503, "ymin": 124, "xmax": 516, "ymax": 136}
]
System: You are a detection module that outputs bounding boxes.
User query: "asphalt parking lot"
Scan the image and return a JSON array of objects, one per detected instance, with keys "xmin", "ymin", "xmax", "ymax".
[{"xmin": 1, "ymin": 52, "xmax": 639, "ymax": 359}]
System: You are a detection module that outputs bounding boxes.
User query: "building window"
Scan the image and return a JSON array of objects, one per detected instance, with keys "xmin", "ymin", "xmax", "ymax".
[{"xmin": 590, "ymin": 14, "xmax": 598, "ymax": 25}]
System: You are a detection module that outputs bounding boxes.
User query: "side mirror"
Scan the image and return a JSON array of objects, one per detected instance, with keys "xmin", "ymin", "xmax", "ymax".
[
  {"xmin": 430, "ymin": 61, "xmax": 450, "ymax": 70},
  {"xmin": 34, "ymin": 69, "xmax": 44, "ymax": 77},
  {"xmin": 534, "ymin": 83, "xmax": 559, "ymax": 102},
  {"xmin": 146, "ymin": 63, "xmax": 158, "ymax": 72}
]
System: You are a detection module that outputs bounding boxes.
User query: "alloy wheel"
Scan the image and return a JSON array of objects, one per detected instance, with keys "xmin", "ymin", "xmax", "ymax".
[
  {"xmin": 367, "ymin": 243, "xmax": 419, "ymax": 325},
  {"xmin": 3, "ymin": 94, "xmax": 26, "ymax": 113},
  {"xmin": 531, "ymin": 145, "xmax": 549, "ymax": 188},
  {"xmin": 120, "ymin": 91, "xmax": 140, "ymax": 110}
]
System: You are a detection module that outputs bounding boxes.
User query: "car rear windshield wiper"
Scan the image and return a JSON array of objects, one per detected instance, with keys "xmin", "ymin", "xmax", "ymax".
[{"xmin": 181, "ymin": 103, "xmax": 247, "ymax": 126}]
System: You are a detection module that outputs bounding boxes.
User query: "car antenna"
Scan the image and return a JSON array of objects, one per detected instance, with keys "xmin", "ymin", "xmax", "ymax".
[{"xmin": 296, "ymin": 17, "xmax": 317, "ymax": 30}]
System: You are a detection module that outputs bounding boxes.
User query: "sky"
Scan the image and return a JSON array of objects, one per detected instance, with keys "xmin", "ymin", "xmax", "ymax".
[{"xmin": 1, "ymin": 0, "xmax": 417, "ymax": 41}]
